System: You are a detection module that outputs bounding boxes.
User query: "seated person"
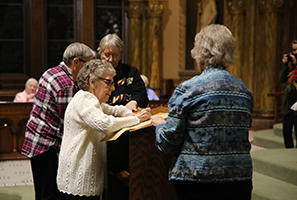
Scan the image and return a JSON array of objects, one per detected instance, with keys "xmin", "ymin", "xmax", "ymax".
[
  {"xmin": 13, "ymin": 78, "xmax": 38, "ymax": 102},
  {"xmin": 141, "ymin": 74, "xmax": 160, "ymax": 101},
  {"xmin": 97, "ymin": 34, "xmax": 148, "ymax": 111},
  {"xmin": 57, "ymin": 59, "xmax": 151, "ymax": 199}
]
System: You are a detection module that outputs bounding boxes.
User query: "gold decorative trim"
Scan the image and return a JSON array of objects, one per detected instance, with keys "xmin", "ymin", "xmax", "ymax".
[
  {"xmin": 227, "ymin": 0, "xmax": 247, "ymax": 11},
  {"xmin": 126, "ymin": 1, "xmax": 145, "ymax": 18},
  {"xmin": 258, "ymin": 0, "xmax": 285, "ymax": 11},
  {"xmin": 178, "ymin": 0, "xmax": 186, "ymax": 70},
  {"xmin": 147, "ymin": 2, "xmax": 164, "ymax": 17}
]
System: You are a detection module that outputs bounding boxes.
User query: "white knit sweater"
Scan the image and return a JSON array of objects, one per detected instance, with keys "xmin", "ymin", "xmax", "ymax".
[{"xmin": 57, "ymin": 90, "xmax": 140, "ymax": 196}]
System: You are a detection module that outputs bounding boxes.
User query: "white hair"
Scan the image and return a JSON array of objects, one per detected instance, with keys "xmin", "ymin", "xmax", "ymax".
[
  {"xmin": 191, "ymin": 24, "xmax": 237, "ymax": 66},
  {"xmin": 25, "ymin": 78, "xmax": 37, "ymax": 87},
  {"xmin": 97, "ymin": 34, "xmax": 124, "ymax": 56}
]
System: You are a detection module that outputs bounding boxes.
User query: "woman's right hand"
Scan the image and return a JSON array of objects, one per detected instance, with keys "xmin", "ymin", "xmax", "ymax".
[{"xmin": 135, "ymin": 107, "xmax": 151, "ymax": 123}]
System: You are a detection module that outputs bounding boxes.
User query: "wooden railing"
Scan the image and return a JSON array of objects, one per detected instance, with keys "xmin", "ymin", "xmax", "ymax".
[
  {"xmin": 267, "ymin": 91, "xmax": 285, "ymax": 124},
  {"xmin": 0, "ymin": 102, "xmax": 32, "ymax": 160},
  {"xmin": 148, "ymin": 99, "xmax": 168, "ymax": 109}
]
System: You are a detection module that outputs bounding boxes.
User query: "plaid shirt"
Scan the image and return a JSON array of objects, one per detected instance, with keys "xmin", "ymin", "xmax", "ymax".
[{"xmin": 22, "ymin": 62, "xmax": 78, "ymax": 158}]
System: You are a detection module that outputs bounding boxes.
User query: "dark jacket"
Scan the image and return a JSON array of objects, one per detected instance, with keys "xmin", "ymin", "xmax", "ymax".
[
  {"xmin": 107, "ymin": 61, "xmax": 148, "ymax": 108},
  {"xmin": 280, "ymin": 62, "xmax": 297, "ymax": 116}
]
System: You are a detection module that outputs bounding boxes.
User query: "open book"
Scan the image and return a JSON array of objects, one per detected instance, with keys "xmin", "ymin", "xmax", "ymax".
[{"xmin": 101, "ymin": 112, "xmax": 168, "ymax": 142}]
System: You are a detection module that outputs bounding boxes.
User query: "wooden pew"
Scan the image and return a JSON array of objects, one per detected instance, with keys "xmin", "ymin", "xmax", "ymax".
[
  {"xmin": 0, "ymin": 89, "xmax": 20, "ymax": 102},
  {"xmin": 0, "ymin": 102, "xmax": 32, "ymax": 160}
]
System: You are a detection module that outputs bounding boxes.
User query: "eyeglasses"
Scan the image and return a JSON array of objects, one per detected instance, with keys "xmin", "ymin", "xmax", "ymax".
[
  {"xmin": 78, "ymin": 58, "xmax": 87, "ymax": 63},
  {"xmin": 99, "ymin": 77, "xmax": 115, "ymax": 87},
  {"xmin": 102, "ymin": 52, "xmax": 121, "ymax": 60}
]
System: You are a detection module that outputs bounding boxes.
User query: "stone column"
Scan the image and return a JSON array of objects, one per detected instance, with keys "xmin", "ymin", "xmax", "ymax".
[
  {"xmin": 146, "ymin": 0, "xmax": 165, "ymax": 91},
  {"xmin": 125, "ymin": 0, "xmax": 145, "ymax": 70},
  {"xmin": 226, "ymin": 0, "xmax": 246, "ymax": 80}
]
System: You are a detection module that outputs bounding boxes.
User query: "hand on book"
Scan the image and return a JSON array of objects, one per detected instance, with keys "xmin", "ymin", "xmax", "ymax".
[
  {"xmin": 151, "ymin": 116, "xmax": 166, "ymax": 127},
  {"xmin": 135, "ymin": 107, "xmax": 151, "ymax": 123}
]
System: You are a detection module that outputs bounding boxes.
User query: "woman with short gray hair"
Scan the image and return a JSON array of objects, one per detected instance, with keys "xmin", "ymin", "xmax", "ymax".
[
  {"xmin": 57, "ymin": 59, "xmax": 151, "ymax": 199},
  {"xmin": 191, "ymin": 23, "xmax": 237, "ymax": 70},
  {"xmin": 98, "ymin": 34, "xmax": 148, "ymax": 112},
  {"xmin": 152, "ymin": 24, "xmax": 253, "ymax": 200}
]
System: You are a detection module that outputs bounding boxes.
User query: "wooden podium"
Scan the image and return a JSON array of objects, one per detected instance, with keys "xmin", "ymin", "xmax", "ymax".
[{"xmin": 105, "ymin": 107, "xmax": 177, "ymax": 200}]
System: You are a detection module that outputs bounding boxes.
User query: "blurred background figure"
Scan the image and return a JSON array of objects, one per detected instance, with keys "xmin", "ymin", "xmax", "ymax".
[
  {"xmin": 141, "ymin": 74, "xmax": 159, "ymax": 101},
  {"xmin": 279, "ymin": 39, "xmax": 297, "ymax": 148},
  {"xmin": 13, "ymin": 78, "xmax": 38, "ymax": 103}
]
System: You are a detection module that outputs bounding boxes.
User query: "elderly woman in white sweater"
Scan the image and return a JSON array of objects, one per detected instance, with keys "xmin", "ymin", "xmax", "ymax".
[{"xmin": 57, "ymin": 59, "xmax": 151, "ymax": 199}]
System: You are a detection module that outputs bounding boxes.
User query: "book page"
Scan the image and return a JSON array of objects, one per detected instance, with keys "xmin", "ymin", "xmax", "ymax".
[{"xmin": 101, "ymin": 112, "xmax": 168, "ymax": 142}]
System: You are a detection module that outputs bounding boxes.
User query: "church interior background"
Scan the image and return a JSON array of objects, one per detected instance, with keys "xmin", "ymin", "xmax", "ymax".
[{"xmin": 0, "ymin": 0, "xmax": 297, "ymax": 128}]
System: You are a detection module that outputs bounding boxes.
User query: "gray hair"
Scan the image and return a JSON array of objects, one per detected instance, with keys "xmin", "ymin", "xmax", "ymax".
[
  {"xmin": 62, "ymin": 42, "xmax": 96, "ymax": 66},
  {"xmin": 77, "ymin": 59, "xmax": 116, "ymax": 91},
  {"xmin": 140, "ymin": 75, "xmax": 149, "ymax": 88},
  {"xmin": 25, "ymin": 78, "xmax": 37, "ymax": 87},
  {"xmin": 97, "ymin": 34, "xmax": 124, "ymax": 56},
  {"xmin": 191, "ymin": 24, "xmax": 236, "ymax": 66}
]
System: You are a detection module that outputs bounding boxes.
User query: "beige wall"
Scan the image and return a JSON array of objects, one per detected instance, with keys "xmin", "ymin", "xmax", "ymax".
[{"xmin": 162, "ymin": 0, "xmax": 180, "ymax": 80}]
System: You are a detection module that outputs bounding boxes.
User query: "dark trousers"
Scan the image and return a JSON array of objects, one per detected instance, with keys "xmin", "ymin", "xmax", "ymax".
[
  {"xmin": 174, "ymin": 180, "xmax": 253, "ymax": 200},
  {"xmin": 30, "ymin": 148, "xmax": 60, "ymax": 200},
  {"xmin": 282, "ymin": 111, "xmax": 297, "ymax": 148}
]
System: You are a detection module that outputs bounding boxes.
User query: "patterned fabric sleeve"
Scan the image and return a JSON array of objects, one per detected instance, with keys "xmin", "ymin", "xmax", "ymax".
[{"xmin": 155, "ymin": 85, "xmax": 188, "ymax": 155}]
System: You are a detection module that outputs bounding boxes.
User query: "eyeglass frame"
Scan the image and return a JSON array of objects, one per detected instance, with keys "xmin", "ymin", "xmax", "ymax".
[
  {"xmin": 78, "ymin": 58, "xmax": 87, "ymax": 63},
  {"xmin": 98, "ymin": 77, "xmax": 115, "ymax": 88},
  {"xmin": 102, "ymin": 52, "xmax": 121, "ymax": 60}
]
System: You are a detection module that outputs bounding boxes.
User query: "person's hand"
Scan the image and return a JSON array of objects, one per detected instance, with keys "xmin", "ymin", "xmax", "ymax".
[
  {"xmin": 282, "ymin": 53, "xmax": 297, "ymax": 65},
  {"xmin": 27, "ymin": 94, "xmax": 35, "ymax": 101},
  {"xmin": 125, "ymin": 100, "xmax": 138, "ymax": 112},
  {"xmin": 135, "ymin": 107, "xmax": 151, "ymax": 123},
  {"xmin": 151, "ymin": 116, "xmax": 166, "ymax": 127},
  {"xmin": 282, "ymin": 54, "xmax": 288, "ymax": 63}
]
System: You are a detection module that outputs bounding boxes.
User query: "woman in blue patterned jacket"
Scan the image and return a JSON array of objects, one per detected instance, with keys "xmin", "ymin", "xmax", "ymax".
[{"xmin": 151, "ymin": 24, "xmax": 253, "ymax": 200}]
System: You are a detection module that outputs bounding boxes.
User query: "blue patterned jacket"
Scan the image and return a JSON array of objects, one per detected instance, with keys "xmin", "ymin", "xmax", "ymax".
[{"xmin": 155, "ymin": 65, "xmax": 253, "ymax": 183}]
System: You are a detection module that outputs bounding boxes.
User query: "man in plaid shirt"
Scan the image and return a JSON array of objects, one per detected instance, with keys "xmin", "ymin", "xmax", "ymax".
[{"xmin": 22, "ymin": 42, "xmax": 95, "ymax": 200}]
